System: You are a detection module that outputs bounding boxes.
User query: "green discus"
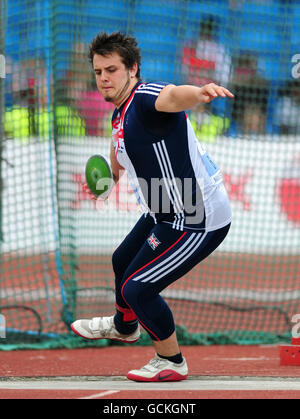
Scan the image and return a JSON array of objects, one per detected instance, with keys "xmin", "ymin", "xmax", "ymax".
[{"xmin": 85, "ymin": 154, "xmax": 113, "ymax": 197}]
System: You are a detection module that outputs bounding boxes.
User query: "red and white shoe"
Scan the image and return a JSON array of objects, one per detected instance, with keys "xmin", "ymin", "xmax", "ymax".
[
  {"xmin": 71, "ymin": 316, "xmax": 140, "ymax": 343},
  {"xmin": 127, "ymin": 355, "xmax": 188, "ymax": 382}
]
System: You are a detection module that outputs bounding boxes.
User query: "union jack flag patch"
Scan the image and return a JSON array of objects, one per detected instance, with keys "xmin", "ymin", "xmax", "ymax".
[{"xmin": 147, "ymin": 233, "xmax": 161, "ymax": 250}]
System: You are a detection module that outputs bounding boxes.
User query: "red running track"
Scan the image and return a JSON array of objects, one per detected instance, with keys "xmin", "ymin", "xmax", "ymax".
[{"xmin": 0, "ymin": 345, "xmax": 300, "ymax": 399}]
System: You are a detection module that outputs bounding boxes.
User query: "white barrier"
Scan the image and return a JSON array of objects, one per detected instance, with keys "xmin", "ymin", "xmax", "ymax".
[{"xmin": 2, "ymin": 136, "xmax": 300, "ymax": 254}]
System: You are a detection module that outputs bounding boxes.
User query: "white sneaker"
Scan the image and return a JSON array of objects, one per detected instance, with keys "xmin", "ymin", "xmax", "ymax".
[
  {"xmin": 127, "ymin": 354, "xmax": 188, "ymax": 382},
  {"xmin": 71, "ymin": 316, "xmax": 140, "ymax": 343}
]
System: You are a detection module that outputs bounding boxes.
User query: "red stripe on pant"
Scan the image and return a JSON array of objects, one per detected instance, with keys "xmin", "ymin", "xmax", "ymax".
[{"xmin": 115, "ymin": 303, "xmax": 136, "ymax": 322}]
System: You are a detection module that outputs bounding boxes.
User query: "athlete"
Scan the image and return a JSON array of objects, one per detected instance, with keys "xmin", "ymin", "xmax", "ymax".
[{"xmin": 71, "ymin": 32, "xmax": 234, "ymax": 382}]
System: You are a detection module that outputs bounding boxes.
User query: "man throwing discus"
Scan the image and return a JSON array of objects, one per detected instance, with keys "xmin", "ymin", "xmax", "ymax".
[{"xmin": 71, "ymin": 32, "xmax": 234, "ymax": 382}]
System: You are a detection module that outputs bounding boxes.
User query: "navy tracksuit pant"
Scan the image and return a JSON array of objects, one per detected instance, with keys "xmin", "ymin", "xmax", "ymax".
[{"xmin": 113, "ymin": 213, "xmax": 230, "ymax": 341}]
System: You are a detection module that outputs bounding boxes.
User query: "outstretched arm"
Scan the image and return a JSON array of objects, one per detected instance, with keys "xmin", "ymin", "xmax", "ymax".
[{"xmin": 155, "ymin": 83, "xmax": 234, "ymax": 113}]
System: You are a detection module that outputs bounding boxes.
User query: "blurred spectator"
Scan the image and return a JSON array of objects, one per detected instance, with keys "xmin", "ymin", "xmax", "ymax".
[
  {"xmin": 64, "ymin": 42, "xmax": 114, "ymax": 137},
  {"xmin": 75, "ymin": 89, "xmax": 114, "ymax": 137},
  {"xmin": 182, "ymin": 15, "xmax": 232, "ymax": 87},
  {"xmin": 189, "ymin": 102, "xmax": 230, "ymax": 143},
  {"xmin": 230, "ymin": 52, "xmax": 270, "ymax": 136},
  {"xmin": 4, "ymin": 57, "xmax": 85, "ymax": 140},
  {"xmin": 274, "ymin": 79, "xmax": 300, "ymax": 135},
  {"xmin": 8, "ymin": 58, "xmax": 48, "ymax": 108}
]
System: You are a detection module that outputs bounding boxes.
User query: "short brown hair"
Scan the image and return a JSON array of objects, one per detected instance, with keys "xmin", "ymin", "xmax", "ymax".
[{"xmin": 89, "ymin": 31, "xmax": 141, "ymax": 80}]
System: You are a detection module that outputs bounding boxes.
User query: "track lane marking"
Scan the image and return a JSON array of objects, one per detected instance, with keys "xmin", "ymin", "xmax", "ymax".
[
  {"xmin": 78, "ymin": 390, "xmax": 120, "ymax": 399},
  {"xmin": 1, "ymin": 378, "xmax": 300, "ymax": 391}
]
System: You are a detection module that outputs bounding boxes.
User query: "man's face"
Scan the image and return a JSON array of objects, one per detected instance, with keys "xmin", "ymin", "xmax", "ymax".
[{"xmin": 93, "ymin": 52, "xmax": 135, "ymax": 106}]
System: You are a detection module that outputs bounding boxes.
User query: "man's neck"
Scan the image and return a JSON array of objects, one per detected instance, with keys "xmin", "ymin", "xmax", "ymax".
[{"xmin": 115, "ymin": 77, "xmax": 139, "ymax": 109}]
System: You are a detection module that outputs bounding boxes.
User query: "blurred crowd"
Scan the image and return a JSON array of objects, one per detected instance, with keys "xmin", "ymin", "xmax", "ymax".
[
  {"xmin": 182, "ymin": 15, "xmax": 300, "ymax": 142},
  {"xmin": 4, "ymin": 43, "xmax": 114, "ymax": 141},
  {"xmin": 3, "ymin": 16, "xmax": 300, "ymax": 142}
]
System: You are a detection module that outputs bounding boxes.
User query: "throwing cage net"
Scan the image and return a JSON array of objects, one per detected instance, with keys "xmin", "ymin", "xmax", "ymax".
[{"xmin": 0, "ymin": 0, "xmax": 299, "ymax": 349}]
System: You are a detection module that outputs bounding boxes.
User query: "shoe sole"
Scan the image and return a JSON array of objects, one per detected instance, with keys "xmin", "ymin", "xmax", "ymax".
[
  {"xmin": 70, "ymin": 323, "xmax": 139, "ymax": 343},
  {"xmin": 126, "ymin": 369, "xmax": 188, "ymax": 382}
]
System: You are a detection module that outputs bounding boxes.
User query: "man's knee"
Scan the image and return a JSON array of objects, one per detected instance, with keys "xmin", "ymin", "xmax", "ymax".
[{"xmin": 121, "ymin": 279, "xmax": 140, "ymax": 308}]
